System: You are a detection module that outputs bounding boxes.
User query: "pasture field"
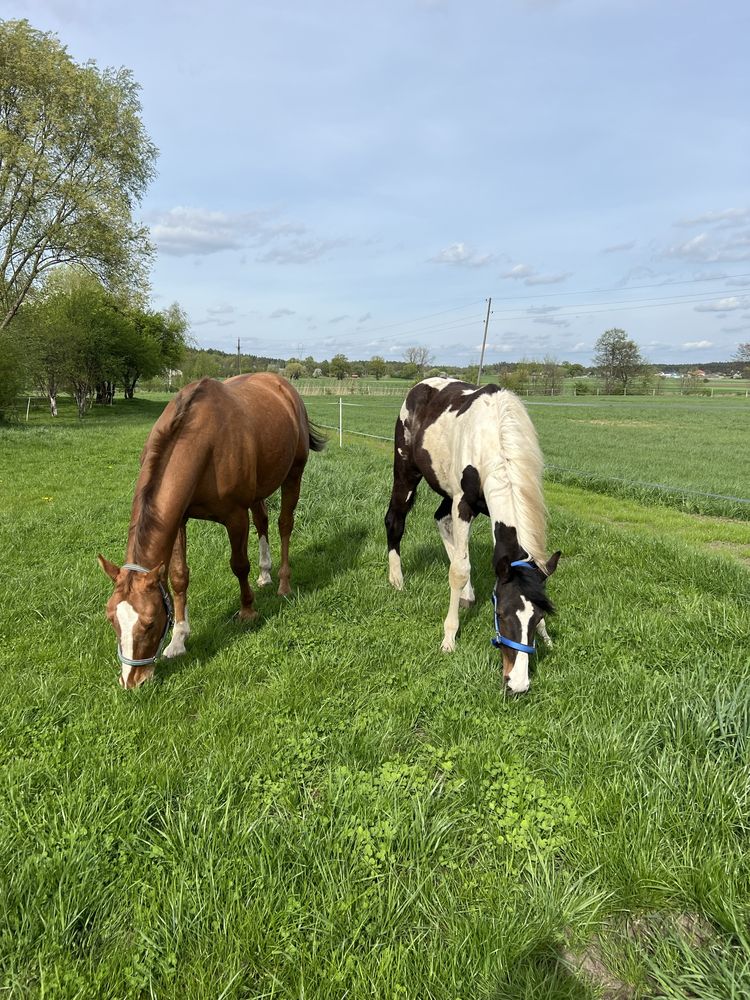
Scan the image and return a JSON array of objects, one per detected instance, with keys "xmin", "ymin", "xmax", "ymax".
[{"xmin": 1, "ymin": 394, "xmax": 750, "ymax": 999}]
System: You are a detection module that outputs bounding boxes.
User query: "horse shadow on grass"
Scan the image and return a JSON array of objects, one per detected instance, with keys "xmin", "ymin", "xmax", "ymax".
[
  {"xmin": 155, "ymin": 522, "xmax": 369, "ymax": 680},
  {"xmin": 490, "ymin": 943, "xmax": 601, "ymax": 1000}
]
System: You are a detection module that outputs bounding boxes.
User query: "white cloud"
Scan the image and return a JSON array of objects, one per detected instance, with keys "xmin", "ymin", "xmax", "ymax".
[
  {"xmin": 270, "ymin": 308, "xmax": 295, "ymax": 319},
  {"xmin": 207, "ymin": 303, "xmax": 235, "ymax": 315},
  {"xmin": 665, "ymin": 231, "xmax": 750, "ymax": 263},
  {"xmin": 694, "ymin": 296, "xmax": 749, "ymax": 313},
  {"xmin": 682, "ymin": 340, "xmax": 713, "ymax": 349},
  {"xmin": 149, "ymin": 206, "xmax": 306, "ymax": 257},
  {"xmin": 430, "ymin": 242, "xmax": 494, "ymax": 267},
  {"xmin": 501, "ymin": 263, "xmax": 571, "ymax": 285},
  {"xmin": 257, "ymin": 238, "xmax": 347, "ymax": 265},
  {"xmin": 502, "ymin": 263, "xmax": 535, "ymax": 280}
]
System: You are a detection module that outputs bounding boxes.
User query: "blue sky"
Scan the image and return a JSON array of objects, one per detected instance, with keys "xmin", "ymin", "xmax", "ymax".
[{"xmin": 7, "ymin": 0, "xmax": 750, "ymax": 364}]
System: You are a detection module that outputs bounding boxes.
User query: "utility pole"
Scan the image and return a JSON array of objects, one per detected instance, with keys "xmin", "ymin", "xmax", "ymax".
[
  {"xmin": 237, "ymin": 337, "xmax": 241, "ymax": 375},
  {"xmin": 477, "ymin": 297, "xmax": 492, "ymax": 386}
]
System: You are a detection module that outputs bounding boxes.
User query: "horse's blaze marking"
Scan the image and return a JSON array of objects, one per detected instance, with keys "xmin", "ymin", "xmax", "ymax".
[
  {"xmin": 115, "ymin": 600, "xmax": 139, "ymax": 684},
  {"xmin": 506, "ymin": 597, "xmax": 534, "ymax": 694}
]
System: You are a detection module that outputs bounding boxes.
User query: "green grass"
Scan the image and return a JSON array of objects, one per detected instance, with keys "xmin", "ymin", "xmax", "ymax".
[{"xmin": 1, "ymin": 396, "xmax": 749, "ymax": 997}]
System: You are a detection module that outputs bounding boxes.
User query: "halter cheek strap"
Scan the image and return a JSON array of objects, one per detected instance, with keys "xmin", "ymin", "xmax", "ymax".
[
  {"xmin": 116, "ymin": 563, "xmax": 174, "ymax": 668},
  {"xmin": 491, "ymin": 559, "xmax": 537, "ymax": 656}
]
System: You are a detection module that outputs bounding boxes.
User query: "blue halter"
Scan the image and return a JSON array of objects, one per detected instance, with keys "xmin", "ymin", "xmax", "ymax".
[
  {"xmin": 491, "ymin": 559, "xmax": 537, "ymax": 655},
  {"xmin": 116, "ymin": 563, "xmax": 174, "ymax": 668}
]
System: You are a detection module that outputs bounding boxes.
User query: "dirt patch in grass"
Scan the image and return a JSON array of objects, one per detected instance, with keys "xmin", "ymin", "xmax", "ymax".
[
  {"xmin": 707, "ymin": 540, "xmax": 750, "ymax": 567},
  {"xmin": 561, "ymin": 911, "xmax": 717, "ymax": 999}
]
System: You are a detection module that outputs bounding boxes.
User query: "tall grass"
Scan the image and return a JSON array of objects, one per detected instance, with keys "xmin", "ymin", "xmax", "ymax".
[{"xmin": 0, "ymin": 396, "xmax": 748, "ymax": 997}]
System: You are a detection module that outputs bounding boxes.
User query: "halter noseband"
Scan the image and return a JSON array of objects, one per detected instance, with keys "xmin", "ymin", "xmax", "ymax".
[
  {"xmin": 116, "ymin": 563, "xmax": 174, "ymax": 668},
  {"xmin": 491, "ymin": 559, "xmax": 537, "ymax": 656}
]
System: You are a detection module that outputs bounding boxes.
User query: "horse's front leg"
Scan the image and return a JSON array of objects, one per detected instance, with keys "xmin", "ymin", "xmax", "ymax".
[
  {"xmin": 441, "ymin": 506, "xmax": 472, "ymax": 652},
  {"xmin": 226, "ymin": 508, "xmax": 256, "ymax": 620},
  {"xmin": 434, "ymin": 496, "xmax": 475, "ymax": 607},
  {"xmin": 385, "ymin": 430, "xmax": 422, "ymax": 590},
  {"xmin": 164, "ymin": 521, "xmax": 191, "ymax": 658},
  {"xmin": 251, "ymin": 500, "xmax": 272, "ymax": 587}
]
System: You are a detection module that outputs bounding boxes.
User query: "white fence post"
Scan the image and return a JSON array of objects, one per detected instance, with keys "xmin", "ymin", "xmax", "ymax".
[{"xmin": 339, "ymin": 397, "xmax": 343, "ymax": 447}]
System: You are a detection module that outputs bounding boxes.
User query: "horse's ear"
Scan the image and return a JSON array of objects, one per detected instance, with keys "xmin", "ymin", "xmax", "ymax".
[
  {"xmin": 145, "ymin": 563, "xmax": 166, "ymax": 584},
  {"xmin": 495, "ymin": 554, "xmax": 512, "ymax": 584},
  {"xmin": 545, "ymin": 551, "xmax": 561, "ymax": 576},
  {"xmin": 97, "ymin": 555, "xmax": 121, "ymax": 581}
]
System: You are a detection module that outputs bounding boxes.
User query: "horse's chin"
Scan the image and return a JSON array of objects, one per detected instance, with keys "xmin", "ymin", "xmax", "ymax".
[{"xmin": 119, "ymin": 665, "xmax": 155, "ymax": 689}]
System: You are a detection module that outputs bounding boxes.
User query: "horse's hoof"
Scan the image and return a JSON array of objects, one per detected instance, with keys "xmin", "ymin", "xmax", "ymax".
[
  {"xmin": 239, "ymin": 608, "xmax": 258, "ymax": 622},
  {"xmin": 441, "ymin": 638, "xmax": 456, "ymax": 653},
  {"xmin": 459, "ymin": 597, "xmax": 475, "ymax": 609},
  {"xmin": 277, "ymin": 585, "xmax": 291, "ymax": 597},
  {"xmin": 256, "ymin": 574, "xmax": 272, "ymax": 587}
]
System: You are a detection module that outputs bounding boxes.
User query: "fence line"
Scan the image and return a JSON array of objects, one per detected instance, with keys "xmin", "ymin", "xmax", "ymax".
[{"xmin": 320, "ymin": 398, "xmax": 750, "ymax": 505}]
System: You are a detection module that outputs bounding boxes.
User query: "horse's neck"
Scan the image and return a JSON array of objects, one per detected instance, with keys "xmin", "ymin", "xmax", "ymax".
[
  {"xmin": 126, "ymin": 445, "xmax": 200, "ymax": 569},
  {"xmin": 482, "ymin": 467, "xmax": 546, "ymax": 565}
]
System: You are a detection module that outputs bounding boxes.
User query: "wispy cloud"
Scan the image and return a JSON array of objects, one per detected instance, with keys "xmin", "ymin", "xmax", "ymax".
[
  {"xmin": 270, "ymin": 308, "xmax": 295, "ymax": 319},
  {"xmin": 501, "ymin": 263, "xmax": 571, "ymax": 285},
  {"xmin": 207, "ymin": 303, "xmax": 235, "ymax": 316},
  {"xmin": 665, "ymin": 231, "xmax": 750, "ymax": 263},
  {"xmin": 675, "ymin": 207, "xmax": 750, "ymax": 228},
  {"xmin": 602, "ymin": 240, "xmax": 636, "ymax": 254},
  {"xmin": 694, "ymin": 296, "xmax": 749, "ymax": 313},
  {"xmin": 430, "ymin": 242, "xmax": 495, "ymax": 267},
  {"xmin": 682, "ymin": 340, "xmax": 713, "ymax": 349},
  {"xmin": 149, "ymin": 206, "xmax": 306, "ymax": 257}
]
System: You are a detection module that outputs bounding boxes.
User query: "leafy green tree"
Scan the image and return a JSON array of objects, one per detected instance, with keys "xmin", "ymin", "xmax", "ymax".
[
  {"xmin": 369, "ymin": 355, "xmax": 387, "ymax": 380},
  {"xmin": 285, "ymin": 362, "xmax": 304, "ymax": 380},
  {"xmin": 330, "ymin": 353, "xmax": 350, "ymax": 379},
  {"xmin": 0, "ymin": 20, "xmax": 158, "ymax": 329},
  {"xmin": 593, "ymin": 328, "xmax": 645, "ymax": 393}
]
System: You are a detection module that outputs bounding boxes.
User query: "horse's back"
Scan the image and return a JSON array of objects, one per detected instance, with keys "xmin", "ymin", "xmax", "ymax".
[{"xmin": 400, "ymin": 377, "xmax": 541, "ymax": 494}]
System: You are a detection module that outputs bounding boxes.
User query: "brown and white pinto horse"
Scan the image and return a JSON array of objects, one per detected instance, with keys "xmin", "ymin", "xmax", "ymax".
[
  {"xmin": 99, "ymin": 373, "xmax": 325, "ymax": 688},
  {"xmin": 385, "ymin": 377, "xmax": 559, "ymax": 694}
]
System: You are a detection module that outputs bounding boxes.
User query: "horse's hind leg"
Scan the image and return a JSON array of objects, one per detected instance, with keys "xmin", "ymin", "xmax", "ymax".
[
  {"xmin": 164, "ymin": 521, "xmax": 191, "ymax": 657},
  {"xmin": 251, "ymin": 500, "xmax": 272, "ymax": 587},
  {"xmin": 277, "ymin": 464, "xmax": 303, "ymax": 597},
  {"xmin": 434, "ymin": 497, "xmax": 475, "ymax": 607},
  {"xmin": 226, "ymin": 508, "xmax": 257, "ymax": 620}
]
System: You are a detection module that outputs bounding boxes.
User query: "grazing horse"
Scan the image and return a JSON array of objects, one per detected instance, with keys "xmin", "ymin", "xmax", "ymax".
[
  {"xmin": 385, "ymin": 377, "xmax": 559, "ymax": 694},
  {"xmin": 98, "ymin": 373, "xmax": 325, "ymax": 688}
]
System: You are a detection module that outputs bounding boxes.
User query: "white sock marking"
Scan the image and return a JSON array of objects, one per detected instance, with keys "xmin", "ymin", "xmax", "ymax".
[
  {"xmin": 257, "ymin": 536, "xmax": 272, "ymax": 586},
  {"xmin": 388, "ymin": 549, "xmax": 404, "ymax": 589}
]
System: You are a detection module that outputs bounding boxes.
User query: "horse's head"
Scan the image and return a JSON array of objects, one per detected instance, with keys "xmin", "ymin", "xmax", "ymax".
[
  {"xmin": 492, "ymin": 525, "xmax": 560, "ymax": 694},
  {"xmin": 98, "ymin": 556, "xmax": 173, "ymax": 689}
]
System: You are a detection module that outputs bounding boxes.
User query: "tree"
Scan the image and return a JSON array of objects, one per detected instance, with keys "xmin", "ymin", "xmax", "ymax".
[
  {"xmin": 0, "ymin": 20, "xmax": 158, "ymax": 329},
  {"xmin": 592, "ymin": 328, "xmax": 645, "ymax": 393},
  {"xmin": 285, "ymin": 362, "xmax": 304, "ymax": 380},
  {"xmin": 330, "ymin": 353, "xmax": 350, "ymax": 379},
  {"xmin": 734, "ymin": 343, "xmax": 750, "ymax": 364},
  {"xmin": 369, "ymin": 355, "xmax": 387, "ymax": 380},
  {"xmin": 404, "ymin": 346, "xmax": 434, "ymax": 376}
]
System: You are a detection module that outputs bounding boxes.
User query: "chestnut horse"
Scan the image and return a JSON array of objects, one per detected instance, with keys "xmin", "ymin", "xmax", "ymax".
[
  {"xmin": 99, "ymin": 373, "xmax": 325, "ymax": 688},
  {"xmin": 385, "ymin": 377, "xmax": 559, "ymax": 694}
]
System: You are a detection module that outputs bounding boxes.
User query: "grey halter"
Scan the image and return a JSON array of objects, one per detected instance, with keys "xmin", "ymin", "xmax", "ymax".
[{"xmin": 116, "ymin": 563, "xmax": 174, "ymax": 668}]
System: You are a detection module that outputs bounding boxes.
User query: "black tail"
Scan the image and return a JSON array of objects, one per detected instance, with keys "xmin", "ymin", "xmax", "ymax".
[{"xmin": 308, "ymin": 423, "xmax": 327, "ymax": 452}]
